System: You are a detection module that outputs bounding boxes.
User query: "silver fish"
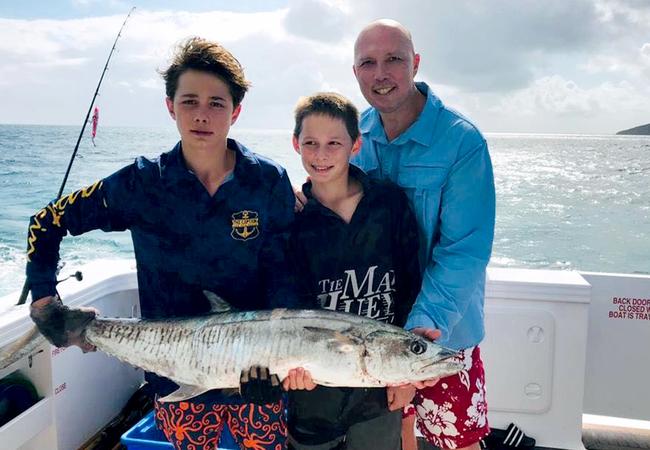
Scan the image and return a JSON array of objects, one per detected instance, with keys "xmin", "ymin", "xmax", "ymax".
[{"xmin": 84, "ymin": 307, "xmax": 462, "ymax": 402}]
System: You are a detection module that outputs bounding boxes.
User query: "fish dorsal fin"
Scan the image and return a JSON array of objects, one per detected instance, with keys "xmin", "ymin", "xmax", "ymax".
[
  {"xmin": 203, "ymin": 290, "xmax": 236, "ymax": 313},
  {"xmin": 303, "ymin": 326, "xmax": 363, "ymax": 353},
  {"xmin": 158, "ymin": 384, "xmax": 210, "ymax": 403}
]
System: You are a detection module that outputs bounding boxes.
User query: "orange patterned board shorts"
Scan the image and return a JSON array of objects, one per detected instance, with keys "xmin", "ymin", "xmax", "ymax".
[{"xmin": 154, "ymin": 397, "xmax": 287, "ymax": 450}]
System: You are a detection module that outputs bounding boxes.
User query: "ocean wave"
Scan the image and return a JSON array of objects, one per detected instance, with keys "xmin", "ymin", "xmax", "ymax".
[
  {"xmin": 0, "ymin": 232, "xmax": 133, "ymax": 298},
  {"xmin": 0, "ymin": 251, "xmax": 134, "ymax": 299},
  {"xmin": 0, "ymin": 243, "xmax": 27, "ymax": 298}
]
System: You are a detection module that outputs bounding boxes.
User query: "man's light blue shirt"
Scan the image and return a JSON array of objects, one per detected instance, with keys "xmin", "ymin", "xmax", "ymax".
[{"xmin": 352, "ymin": 82, "xmax": 495, "ymax": 350}]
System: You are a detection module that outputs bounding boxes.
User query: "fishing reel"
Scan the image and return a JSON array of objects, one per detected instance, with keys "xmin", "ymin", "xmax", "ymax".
[{"xmin": 55, "ymin": 261, "xmax": 83, "ymax": 285}]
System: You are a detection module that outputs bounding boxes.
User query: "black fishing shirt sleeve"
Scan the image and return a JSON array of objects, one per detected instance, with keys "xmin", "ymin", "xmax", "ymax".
[{"xmin": 25, "ymin": 173, "xmax": 133, "ymax": 301}]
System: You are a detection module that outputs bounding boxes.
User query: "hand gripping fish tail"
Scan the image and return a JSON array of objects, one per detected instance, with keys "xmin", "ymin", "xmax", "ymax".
[
  {"xmin": 30, "ymin": 295, "xmax": 97, "ymax": 352},
  {"xmin": 1, "ymin": 296, "xmax": 98, "ymax": 371}
]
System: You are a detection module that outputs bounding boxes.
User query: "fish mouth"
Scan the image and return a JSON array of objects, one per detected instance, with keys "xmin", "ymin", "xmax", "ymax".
[
  {"xmin": 437, "ymin": 347, "xmax": 458, "ymax": 361},
  {"xmin": 409, "ymin": 348, "xmax": 462, "ymax": 375}
]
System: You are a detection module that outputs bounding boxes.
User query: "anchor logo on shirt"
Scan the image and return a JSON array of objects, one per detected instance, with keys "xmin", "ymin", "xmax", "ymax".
[{"xmin": 231, "ymin": 210, "xmax": 260, "ymax": 241}]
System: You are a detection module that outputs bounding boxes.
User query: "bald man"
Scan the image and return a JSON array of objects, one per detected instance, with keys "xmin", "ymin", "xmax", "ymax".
[{"xmin": 351, "ymin": 20, "xmax": 495, "ymax": 450}]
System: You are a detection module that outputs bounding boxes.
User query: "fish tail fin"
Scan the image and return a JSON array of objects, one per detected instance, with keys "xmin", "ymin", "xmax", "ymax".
[{"xmin": 0, "ymin": 326, "xmax": 46, "ymax": 371}]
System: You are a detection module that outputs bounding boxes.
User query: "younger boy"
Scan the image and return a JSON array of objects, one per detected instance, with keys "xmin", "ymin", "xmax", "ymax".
[
  {"xmin": 286, "ymin": 93, "xmax": 422, "ymax": 450},
  {"xmin": 27, "ymin": 37, "xmax": 295, "ymax": 450}
]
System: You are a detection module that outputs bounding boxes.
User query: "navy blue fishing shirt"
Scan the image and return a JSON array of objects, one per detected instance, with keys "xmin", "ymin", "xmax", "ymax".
[{"xmin": 26, "ymin": 139, "xmax": 296, "ymax": 317}]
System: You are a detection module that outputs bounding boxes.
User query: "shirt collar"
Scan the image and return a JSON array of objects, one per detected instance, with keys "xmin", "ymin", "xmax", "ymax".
[
  {"xmin": 359, "ymin": 107, "xmax": 386, "ymax": 143},
  {"xmin": 229, "ymin": 138, "xmax": 262, "ymax": 185},
  {"xmin": 161, "ymin": 138, "xmax": 261, "ymax": 188},
  {"xmin": 360, "ymin": 82, "xmax": 442, "ymax": 147},
  {"xmin": 301, "ymin": 164, "xmax": 369, "ymax": 213}
]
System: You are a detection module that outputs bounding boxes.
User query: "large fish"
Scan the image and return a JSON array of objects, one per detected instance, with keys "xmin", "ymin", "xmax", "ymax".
[
  {"xmin": 86, "ymin": 309, "xmax": 461, "ymax": 401},
  {"xmin": 3, "ymin": 296, "xmax": 462, "ymax": 402}
]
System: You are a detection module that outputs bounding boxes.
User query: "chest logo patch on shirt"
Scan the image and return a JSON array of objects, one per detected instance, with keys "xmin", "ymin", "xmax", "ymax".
[
  {"xmin": 231, "ymin": 210, "xmax": 260, "ymax": 241},
  {"xmin": 317, "ymin": 266, "xmax": 396, "ymax": 324}
]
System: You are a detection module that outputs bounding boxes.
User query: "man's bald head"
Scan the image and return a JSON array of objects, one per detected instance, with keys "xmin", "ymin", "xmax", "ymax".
[
  {"xmin": 354, "ymin": 19, "xmax": 415, "ymax": 58},
  {"xmin": 352, "ymin": 19, "xmax": 423, "ymax": 122}
]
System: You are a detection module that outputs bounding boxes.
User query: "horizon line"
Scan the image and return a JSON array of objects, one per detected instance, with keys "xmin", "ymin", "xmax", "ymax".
[{"xmin": 2, "ymin": 122, "xmax": 643, "ymax": 138}]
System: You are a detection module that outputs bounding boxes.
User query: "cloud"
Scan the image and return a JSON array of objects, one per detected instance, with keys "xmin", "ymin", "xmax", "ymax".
[
  {"xmin": 342, "ymin": 0, "xmax": 650, "ymax": 132},
  {"xmin": 493, "ymin": 76, "xmax": 603, "ymax": 116},
  {"xmin": 72, "ymin": 0, "xmax": 127, "ymax": 6},
  {"xmin": 0, "ymin": 8, "xmax": 364, "ymax": 129},
  {"xmin": 137, "ymin": 78, "xmax": 162, "ymax": 90},
  {"xmin": 283, "ymin": 0, "xmax": 352, "ymax": 43},
  {"xmin": 596, "ymin": 0, "xmax": 650, "ymax": 28},
  {"xmin": 480, "ymin": 75, "xmax": 650, "ymax": 133},
  {"xmin": 0, "ymin": 14, "xmax": 132, "ymax": 90},
  {"xmin": 582, "ymin": 41, "xmax": 650, "ymax": 79},
  {"xmin": 344, "ymin": 0, "xmax": 609, "ymax": 92},
  {"xmin": 1, "ymin": 1, "xmax": 649, "ymax": 133},
  {"xmin": 0, "ymin": 10, "xmax": 303, "ymax": 127}
]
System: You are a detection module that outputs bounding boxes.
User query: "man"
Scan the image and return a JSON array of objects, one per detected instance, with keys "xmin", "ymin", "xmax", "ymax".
[{"xmin": 351, "ymin": 20, "xmax": 495, "ymax": 450}]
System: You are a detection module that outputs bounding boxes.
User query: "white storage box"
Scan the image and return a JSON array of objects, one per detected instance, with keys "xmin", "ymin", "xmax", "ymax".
[{"xmin": 483, "ymin": 268, "xmax": 591, "ymax": 450}]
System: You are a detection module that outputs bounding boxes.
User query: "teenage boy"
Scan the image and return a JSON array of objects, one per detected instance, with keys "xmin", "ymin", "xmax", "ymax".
[
  {"xmin": 285, "ymin": 92, "xmax": 421, "ymax": 450},
  {"xmin": 27, "ymin": 37, "xmax": 295, "ymax": 450}
]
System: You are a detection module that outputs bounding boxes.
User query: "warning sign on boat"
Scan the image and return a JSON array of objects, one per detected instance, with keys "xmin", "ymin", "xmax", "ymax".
[{"xmin": 608, "ymin": 297, "xmax": 650, "ymax": 320}]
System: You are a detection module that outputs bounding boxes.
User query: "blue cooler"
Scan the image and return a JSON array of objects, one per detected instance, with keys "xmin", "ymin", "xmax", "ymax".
[{"xmin": 121, "ymin": 411, "xmax": 238, "ymax": 450}]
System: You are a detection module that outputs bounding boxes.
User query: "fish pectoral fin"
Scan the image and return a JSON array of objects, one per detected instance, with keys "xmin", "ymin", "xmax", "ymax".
[
  {"xmin": 158, "ymin": 384, "xmax": 210, "ymax": 403},
  {"xmin": 303, "ymin": 326, "xmax": 363, "ymax": 352},
  {"xmin": 203, "ymin": 290, "xmax": 236, "ymax": 313}
]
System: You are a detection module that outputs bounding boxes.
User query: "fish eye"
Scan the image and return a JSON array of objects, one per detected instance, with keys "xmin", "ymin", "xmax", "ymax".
[{"xmin": 410, "ymin": 339, "xmax": 427, "ymax": 355}]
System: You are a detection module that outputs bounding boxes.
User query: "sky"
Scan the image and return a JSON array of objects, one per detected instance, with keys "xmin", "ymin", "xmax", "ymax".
[{"xmin": 1, "ymin": 0, "xmax": 649, "ymax": 134}]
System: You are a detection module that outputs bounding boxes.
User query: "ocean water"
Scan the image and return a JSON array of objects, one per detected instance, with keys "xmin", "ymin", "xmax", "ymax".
[{"xmin": 1, "ymin": 124, "xmax": 649, "ymax": 298}]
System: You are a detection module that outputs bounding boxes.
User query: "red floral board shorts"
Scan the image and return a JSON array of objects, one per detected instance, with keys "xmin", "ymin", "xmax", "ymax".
[
  {"xmin": 405, "ymin": 346, "xmax": 489, "ymax": 449},
  {"xmin": 154, "ymin": 397, "xmax": 287, "ymax": 450}
]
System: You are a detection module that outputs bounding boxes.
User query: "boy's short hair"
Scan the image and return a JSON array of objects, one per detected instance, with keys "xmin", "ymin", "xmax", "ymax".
[
  {"xmin": 161, "ymin": 37, "xmax": 251, "ymax": 107},
  {"xmin": 294, "ymin": 92, "xmax": 360, "ymax": 141}
]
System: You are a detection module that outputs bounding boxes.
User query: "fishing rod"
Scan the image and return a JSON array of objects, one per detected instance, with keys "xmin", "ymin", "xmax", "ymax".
[{"xmin": 17, "ymin": 7, "xmax": 136, "ymax": 306}]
